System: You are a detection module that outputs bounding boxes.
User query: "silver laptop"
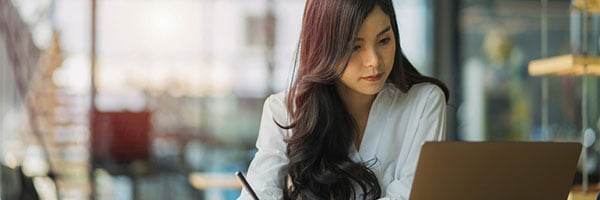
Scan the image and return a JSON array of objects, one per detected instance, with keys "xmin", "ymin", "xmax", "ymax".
[{"xmin": 409, "ymin": 141, "xmax": 581, "ymax": 200}]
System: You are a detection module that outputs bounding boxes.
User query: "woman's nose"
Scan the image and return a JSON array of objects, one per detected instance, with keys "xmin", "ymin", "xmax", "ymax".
[{"xmin": 363, "ymin": 48, "xmax": 381, "ymax": 68}]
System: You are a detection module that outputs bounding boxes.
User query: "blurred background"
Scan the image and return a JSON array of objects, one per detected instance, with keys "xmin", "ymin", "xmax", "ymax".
[{"xmin": 1, "ymin": 0, "xmax": 599, "ymax": 199}]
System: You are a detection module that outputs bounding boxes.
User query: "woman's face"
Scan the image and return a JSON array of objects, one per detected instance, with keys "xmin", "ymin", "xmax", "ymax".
[{"xmin": 336, "ymin": 5, "xmax": 396, "ymax": 98}]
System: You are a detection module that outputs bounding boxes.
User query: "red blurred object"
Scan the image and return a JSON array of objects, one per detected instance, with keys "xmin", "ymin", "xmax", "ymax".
[{"xmin": 92, "ymin": 110, "xmax": 151, "ymax": 165}]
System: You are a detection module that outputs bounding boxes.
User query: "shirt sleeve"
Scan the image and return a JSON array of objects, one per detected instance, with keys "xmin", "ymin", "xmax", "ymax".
[
  {"xmin": 238, "ymin": 94, "xmax": 290, "ymax": 200},
  {"xmin": 379, "ymin": 85, "xmax": 447, "ymax": 200}
]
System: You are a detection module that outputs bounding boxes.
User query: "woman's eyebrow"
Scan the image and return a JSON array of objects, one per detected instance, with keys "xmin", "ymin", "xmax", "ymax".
[
  {"xmin": 377, "ymin": 26, "xmax": 392, "ymax": 36},
  {"xmin": 355, "ymin": 26, "xmax": 392, "ymax": 41}
]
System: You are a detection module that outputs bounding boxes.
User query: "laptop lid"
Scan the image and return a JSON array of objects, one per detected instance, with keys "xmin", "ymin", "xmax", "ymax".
[{"xmin": 409, "ymin": 141, "xmax": 581, "ymax": 200}]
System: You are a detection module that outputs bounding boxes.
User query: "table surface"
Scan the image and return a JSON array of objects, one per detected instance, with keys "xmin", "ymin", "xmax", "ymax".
[{"xmin": 188, "ymin": 172, "xmax": 242, "ymax": 190}]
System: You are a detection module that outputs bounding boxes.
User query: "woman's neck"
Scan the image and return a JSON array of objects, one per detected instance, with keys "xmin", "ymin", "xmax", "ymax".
[
  {"xmin": 335, "ymin": 84, "xmax": 376, "ymax": 129},
  {"xmin": 341, "ymin": 93, "xmax": 375, "ymax": 120}
]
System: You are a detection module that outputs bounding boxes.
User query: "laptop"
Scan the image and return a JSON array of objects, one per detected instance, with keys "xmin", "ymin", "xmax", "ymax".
[{"xmin": 409, "ymin": 141, "xmax": 582, "ymax": 200}]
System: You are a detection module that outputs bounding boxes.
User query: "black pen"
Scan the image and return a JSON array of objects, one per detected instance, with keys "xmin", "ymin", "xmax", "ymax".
[{"xmin": 236, "ymin": 171, "xmax": 260, "ymax": 200}]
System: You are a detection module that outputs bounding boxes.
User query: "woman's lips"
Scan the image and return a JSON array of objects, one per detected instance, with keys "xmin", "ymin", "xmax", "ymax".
[{"xmin": 361, "ymin": 73, "xmax": 383, "ymax": 82}]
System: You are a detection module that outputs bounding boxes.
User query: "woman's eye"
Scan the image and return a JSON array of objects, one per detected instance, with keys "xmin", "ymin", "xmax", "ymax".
[
  {"xmin": 379, "ymin": 38, "xmax": 391, "ymax": 45},
  {"xmin": 352, "ymin": 45, "xmax": 361, "ymax": 51}
]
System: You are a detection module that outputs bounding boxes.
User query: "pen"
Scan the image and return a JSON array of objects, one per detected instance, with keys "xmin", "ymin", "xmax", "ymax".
[{"xmin": 235, "ymin": 171, "xmax": 260, "ymax": 200}]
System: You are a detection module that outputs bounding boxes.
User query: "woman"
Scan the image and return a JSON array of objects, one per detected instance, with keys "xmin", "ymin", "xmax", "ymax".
[{"xmin": 238, "ymin": 0, "xmax": 449, "ymax": 199}]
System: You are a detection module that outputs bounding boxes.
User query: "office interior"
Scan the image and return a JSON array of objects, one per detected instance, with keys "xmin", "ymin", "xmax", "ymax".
[{"xmin": 1, "ymin": 0, "xmax": 599, "ymax": 199}]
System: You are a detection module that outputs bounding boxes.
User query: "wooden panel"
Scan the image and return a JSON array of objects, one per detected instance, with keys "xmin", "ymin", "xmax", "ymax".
[{"xmin": 92, "ymin": 110, "xmax": 151, "ymax": 166}]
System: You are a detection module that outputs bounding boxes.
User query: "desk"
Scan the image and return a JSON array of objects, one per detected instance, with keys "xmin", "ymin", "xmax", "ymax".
[{"xmin": 188, "ymin": 172, "xmax": 242, "ymax": 190}]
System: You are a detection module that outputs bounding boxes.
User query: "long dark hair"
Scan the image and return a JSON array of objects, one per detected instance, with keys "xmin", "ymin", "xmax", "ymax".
[{"xmin": 282, "ymin": 0, "xmax": 449, "ymax": 199}]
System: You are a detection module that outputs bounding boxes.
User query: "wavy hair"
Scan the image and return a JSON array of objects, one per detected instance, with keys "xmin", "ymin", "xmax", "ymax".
[{"xmin": 282, "ymin": 0, "xmax": 449, "ymax": 199}]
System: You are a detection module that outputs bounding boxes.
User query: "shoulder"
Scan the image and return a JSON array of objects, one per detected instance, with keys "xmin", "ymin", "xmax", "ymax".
[
  {"xmin": 262, "ymin": 90, "xmax": 289, "ymax": 122},
  {"xmin": 404, "ymin": 83, "xmax": 447, "ymax": 118},
  {"xmin": 381, "ymin": 83, "xmax": 446, "ymax": 114},
  {"xmin": 382, "ymin": 82, "xmax": 445, "ymax": 103},
  {"xmin": 265, "ymin": 90, "xmax": 287, "ymax": 109},
  {"xmin": 407, "ymin": 82, "xmax": 446, "ymax": 103}
]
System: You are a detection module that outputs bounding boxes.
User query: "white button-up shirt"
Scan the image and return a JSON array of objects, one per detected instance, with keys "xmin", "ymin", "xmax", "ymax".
[{"xmin": 238, "ymin": 83, "xmax": 447, "ymax": 200}]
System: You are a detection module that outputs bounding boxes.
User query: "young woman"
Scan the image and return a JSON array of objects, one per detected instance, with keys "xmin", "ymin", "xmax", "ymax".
[{"xmin": 238, "ymin": 0, "xmax": 449, "ymax": 199}]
